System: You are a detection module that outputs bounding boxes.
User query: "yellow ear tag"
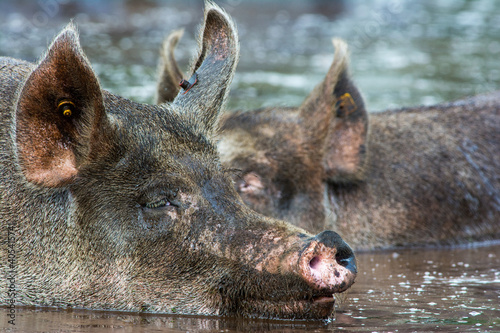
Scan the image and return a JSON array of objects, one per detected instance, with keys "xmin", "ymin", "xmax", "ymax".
[
  {"xmin": 337, "ymin": 93, "xmax": 357, "ymax": 117},
  {"xmin": 57, "ymin": 100, "xmax": 75, "ymax": 118}
]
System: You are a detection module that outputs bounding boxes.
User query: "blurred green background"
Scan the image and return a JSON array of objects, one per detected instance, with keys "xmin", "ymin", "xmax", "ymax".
[{"xmin": 1, "ymin": 0, "xmax": 499, "ymax": 111}]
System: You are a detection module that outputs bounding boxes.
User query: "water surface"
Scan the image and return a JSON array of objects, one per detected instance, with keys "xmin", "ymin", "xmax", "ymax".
[{"xmin": 2, "ymin": 244, "xmax": 499, "ymax": 332}]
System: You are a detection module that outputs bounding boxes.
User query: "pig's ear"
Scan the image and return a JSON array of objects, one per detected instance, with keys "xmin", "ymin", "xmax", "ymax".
[
  {"xmin": 15, "ymin": 23, "xmax": 106, "ymax": 187},
  {"xmin": 172, "ymin": 1, "xmax": 239, "ymax": 133},
  {"xmin": 155, "ymin": 29, "xmax": 185, "ymax": 104},
  {"xmin": 297, "ymin": 38, "xmax": 349, "ymax": 147},
  {"xmin": 323, "ymin": 39, "xmax": 369, "ymax": 183}
]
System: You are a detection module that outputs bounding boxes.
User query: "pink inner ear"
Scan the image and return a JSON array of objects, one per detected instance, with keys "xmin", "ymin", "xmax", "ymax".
[
  {"xmin": 16, "ymin": 91, "xmax": 80, "ymax": 187},
  {"xmin": 17, "ymin": 123, "xmax": 78, "ymax": 187},
  {"xmin": 15, "ymin": 24, "xmax": 105, "ymax": 188},
  {"xmin": 26, "ymin": 155, "xmax": 78, "ymax": 187}
]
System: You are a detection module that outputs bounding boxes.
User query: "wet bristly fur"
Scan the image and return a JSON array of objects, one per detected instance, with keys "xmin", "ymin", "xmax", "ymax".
[
  {"xmin": 329, "ymin": 94, "xmax": 500, "ymax": 249},
  {"xmin": 0, "ymin": 2, "xmax": 356, "ymax": 319},
  {"xmin": 157, "ymin": 30, "xmax": 499, "ymax": 250}
]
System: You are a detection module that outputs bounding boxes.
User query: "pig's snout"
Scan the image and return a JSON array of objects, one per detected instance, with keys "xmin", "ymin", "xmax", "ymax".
[{"xmin": 299, "ymin": 231, "xmax": 357, "ymax": 293}]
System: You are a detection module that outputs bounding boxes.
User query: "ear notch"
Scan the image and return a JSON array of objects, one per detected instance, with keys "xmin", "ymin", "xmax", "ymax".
[
  {"xmin": 173, "ymin": 1, "xmax": 239, "ymax": 133},
  {"xmin": 323, "ymin": 38, "xmax": 369, "ymax": 183},
  {"xmin": 15, "ymin": 23, "xmax": 106, "ymax": 187},
  {"xmin": 156, "ymin": 29, "xmax": 185, "ymax": 104}
]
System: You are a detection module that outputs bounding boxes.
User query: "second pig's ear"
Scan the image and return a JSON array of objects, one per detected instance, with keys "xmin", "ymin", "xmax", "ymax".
[
  {"xmin": 15, "ymin": 23, "xmax": 108, "ymax": 187},
  {"xmin": 323, "ymin": 39, "xmax": 369, "ymax": 183},
  {"xmin": 156, "ymin": 29, "xmax": 185, "ymax": 104},
  {"xmin": 172, "ymin": 1, "xmax": 239, "ymax": 134},
  {"xmin": 297, "ymin": 38, "xmax": 349, "ymax": 148}
]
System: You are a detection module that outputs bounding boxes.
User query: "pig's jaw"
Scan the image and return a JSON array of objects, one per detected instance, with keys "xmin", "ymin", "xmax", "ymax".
[
  {"xmin": 222, "ymin": 294, "xmax": 339, "ymax": 319},
  {"xmin": 213, "ymin": 256, "xmax": 354, "ymax": 320}
]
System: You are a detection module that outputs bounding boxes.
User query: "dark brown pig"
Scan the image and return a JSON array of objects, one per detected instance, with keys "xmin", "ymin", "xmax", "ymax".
[
  {"xmin": 0, "ymin": 3, "xmax": 357, "ymax": 319},
  {"xmin": 157, "ymin": 31, "xmax": 500, "ymax": 250}
]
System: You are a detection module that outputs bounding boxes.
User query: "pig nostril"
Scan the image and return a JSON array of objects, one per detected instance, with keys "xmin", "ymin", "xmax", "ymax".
[
  {"xmin": 336, "ymin": 253, "xmax": 357, "ymax": 274},
  {"xmin": 338, "ymin": 258, "xmax": 348, "ymax": 267},
  {"xmin": 336, "ymin": 251, "xmax": 351, "ymax": 267},
  {"xmin": 309, "ymin": 256, "xmax": 321, "ymax": 270}
]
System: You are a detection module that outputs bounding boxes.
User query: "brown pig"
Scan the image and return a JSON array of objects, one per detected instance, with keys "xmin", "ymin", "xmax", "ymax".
[
  {"xmin": 0, "ymin": 3, "xmax": 357, "ymax": 319},
  {"xmin": 157, "ymin": 30, "xmax": 500, "ymax": 250}
]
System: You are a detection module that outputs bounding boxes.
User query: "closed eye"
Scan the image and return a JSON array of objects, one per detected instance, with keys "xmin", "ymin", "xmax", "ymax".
[
  {"xmin": 145, "ymin": 198, "xmax": 175, "ymax": 209},
  {"xmin": 139, "ymin": 186, "xmax": 181, "ymax": 210},
  {"xmin": 239, "ymin": 172, "xmax": 264, "ymax": 193}
]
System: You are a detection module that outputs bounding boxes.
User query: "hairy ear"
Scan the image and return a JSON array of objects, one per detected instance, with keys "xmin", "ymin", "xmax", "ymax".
[
  {"xmin": 156, "ymin": 29, "xmax": 185, "ymax": 104},
  {"xmin": 172, "ymin": 1, "xmax": 239, "ymax": 133},
  {"xmin": 15, "ymin": 23, "xmax": 107, "ymax": 187},
  {"xmin": 297, "ymin": 38, "xmax": 349, "ymax": 147},
  {"xmin": 323, "ymin": 39, "xmax": 369, "ymax": 183}
]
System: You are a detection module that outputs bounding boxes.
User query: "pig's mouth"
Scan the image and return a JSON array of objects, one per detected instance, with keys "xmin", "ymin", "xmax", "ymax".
[
  {"xmin": 312, "ymin": 295, "xmax": 336, "ymax": 303},
  {"xmin": 221, "ymin": 287, "xmax": 348, "ymax": 320},
  {"xmin": 232, "ymin": 294, "xmax": 338, "ymax": 320}
]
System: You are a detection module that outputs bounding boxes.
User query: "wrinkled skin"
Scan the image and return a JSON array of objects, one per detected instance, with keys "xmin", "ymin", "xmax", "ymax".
[
  {"xmin": 0, "ymin": 3, "xmax": 356, "ymax": 320},
  {"xmin": 158, "ymin": 31, "xmax": 500, "ymax": 250}
]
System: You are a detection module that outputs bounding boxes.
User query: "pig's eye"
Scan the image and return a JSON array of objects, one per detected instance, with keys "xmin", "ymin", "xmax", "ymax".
[
  {"xmin": 139, "ymin": 187, "xmax": 180, "ymax": 210},
  {"xmin": 144, "ymin": 197, "xmax": 182, "ymax": 210},
  {"xmin": 239, "ymin": 172, "xmax": 264, "ymax": 193},
  {"xmin": 145, "ymin": 198, "xmax": 172, "ymax": 209}
]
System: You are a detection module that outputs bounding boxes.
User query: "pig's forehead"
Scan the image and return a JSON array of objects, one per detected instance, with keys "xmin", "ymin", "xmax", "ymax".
[
  {"xmin": 104, "ymin": 93, "xmax": 215, "ymax": 153},
  {"xmin": 108, "ymin": 113, "xmax": 221, "ymax": 179}
]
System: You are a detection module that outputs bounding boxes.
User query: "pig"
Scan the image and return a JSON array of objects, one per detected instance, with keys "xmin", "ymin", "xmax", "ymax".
[
  {"xmin": 157, "ymin": 30, "xmax": 500, "ymax": 250},
  {"xmin": 0, "ymin": 3, "xmax": 357, "ymax": 320}
]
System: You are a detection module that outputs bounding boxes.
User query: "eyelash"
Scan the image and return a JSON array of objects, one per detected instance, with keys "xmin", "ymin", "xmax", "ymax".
[{"xmin": 145, "ymin": 198, "xmax": 171, "ymax": 209}]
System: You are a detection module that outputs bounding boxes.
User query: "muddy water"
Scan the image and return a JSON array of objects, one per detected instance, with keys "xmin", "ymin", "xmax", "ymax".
[
  {"xmin": 1, "ymin": 0, "xmax": 499, "ymax": 332},
  {"xmin": 1, "ymin": 244, "xmax": 499, "ymax": 332}
]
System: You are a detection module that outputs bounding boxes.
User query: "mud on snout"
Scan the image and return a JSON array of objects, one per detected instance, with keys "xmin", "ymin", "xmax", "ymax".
[{"xmin": 218, "ymin": 230, "xmax": 357, "ymax": 319}]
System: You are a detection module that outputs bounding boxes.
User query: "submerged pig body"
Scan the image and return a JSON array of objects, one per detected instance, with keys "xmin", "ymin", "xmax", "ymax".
[
  {"xmin": 158, "ymin": 32, "xmax": 499, "ymax": 250},
  {"xmin": 0, "ymin": 4, "xmax": 356, "ymax": 319}
]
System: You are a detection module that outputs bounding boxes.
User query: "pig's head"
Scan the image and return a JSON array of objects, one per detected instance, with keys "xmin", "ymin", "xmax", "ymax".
[
  {"xmin": 156, "ymin": 34, "xmax": 368, "ymax": 233},
  {"xmin": 13, "ymin": 3, "xmax": 356, "ymax": 319}
]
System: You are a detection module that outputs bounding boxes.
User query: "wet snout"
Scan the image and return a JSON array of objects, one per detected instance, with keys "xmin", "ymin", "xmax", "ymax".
[{"xmin": 299, "ymin": 230, "xmax": 357, "ymax": 293}]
